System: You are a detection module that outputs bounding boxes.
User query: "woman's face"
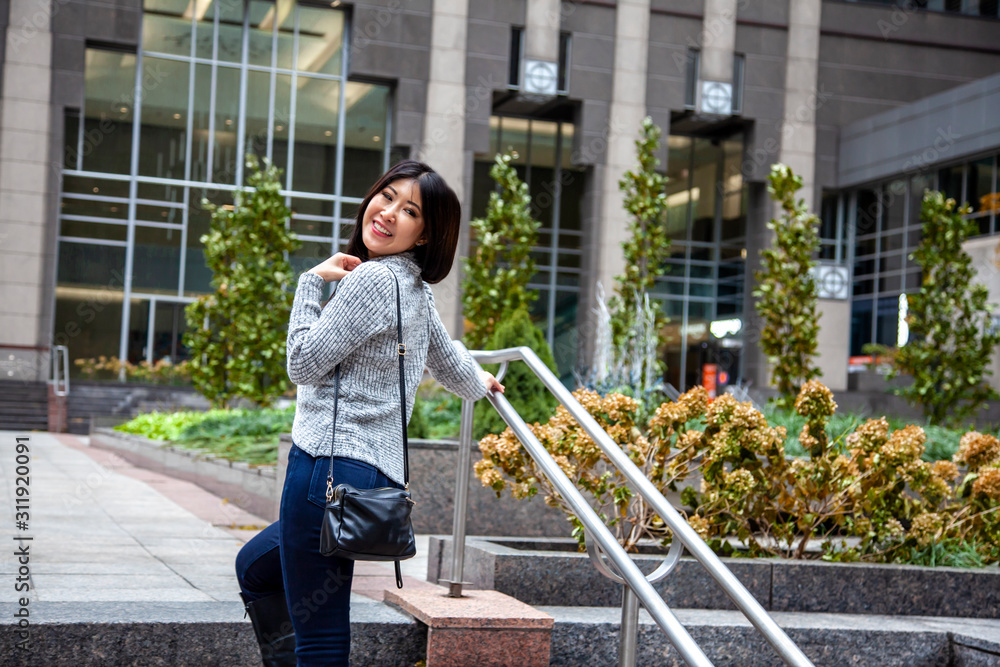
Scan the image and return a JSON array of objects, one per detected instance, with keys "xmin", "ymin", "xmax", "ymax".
[{"xmin": 361, "ymin": 178, "xmax": 426, "ymax": 258}]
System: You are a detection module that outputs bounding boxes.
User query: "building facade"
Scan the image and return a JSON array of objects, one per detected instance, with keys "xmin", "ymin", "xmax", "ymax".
[{"xmin": 1, "ymin": 0, "xmax": 999, "ymax": 394}]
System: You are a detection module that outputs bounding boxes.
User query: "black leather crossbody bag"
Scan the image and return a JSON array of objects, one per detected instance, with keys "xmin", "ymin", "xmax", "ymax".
[{"xmin": 319, "ymin": 270, "xmax": 417, "ymax": 589}]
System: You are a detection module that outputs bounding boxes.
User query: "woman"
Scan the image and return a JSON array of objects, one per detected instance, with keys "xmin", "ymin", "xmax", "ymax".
[{"xmin": 235, "ymin": 160, "xmax": 504, "ymax": 666}]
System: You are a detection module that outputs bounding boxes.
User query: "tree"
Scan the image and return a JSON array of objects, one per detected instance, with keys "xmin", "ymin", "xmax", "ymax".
[
  {"xmin": 608, "ymin": 117, "xmax": 671, "ymax": 356},
  {"xmin": 473, "ymin": 308, "xmax": 559, "ymax": 440},
  {"xmin": 891, "ymin": 191, "xmax": 1000, "ymax": 426},
  {"xmin": 752, "ymin": 163, "xmax": 822, "ymax": 409},
  {"xmin": 184, "ymin": 155, "xmax": 301, "ymax": 409},
  {"xmin": 462, "ymin": 153, "xmax": 540, "ymax": 349}
]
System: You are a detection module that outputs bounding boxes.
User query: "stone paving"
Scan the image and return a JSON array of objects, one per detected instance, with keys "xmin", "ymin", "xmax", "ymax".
[{"xmin": 0, "ymin": 430, "xmax": 434, "ymax": 608}]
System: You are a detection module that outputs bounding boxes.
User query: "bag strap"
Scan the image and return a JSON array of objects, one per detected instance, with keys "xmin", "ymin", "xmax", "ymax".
[{"xmin": 327, "ymin": 269, "xmax": 408, "ymax": 501}]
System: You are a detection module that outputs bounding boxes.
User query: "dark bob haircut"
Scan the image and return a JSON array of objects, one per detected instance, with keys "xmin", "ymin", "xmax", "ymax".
[{"xmin": 344, "ymin": 160, "xmax": 461, "ymax": 284}]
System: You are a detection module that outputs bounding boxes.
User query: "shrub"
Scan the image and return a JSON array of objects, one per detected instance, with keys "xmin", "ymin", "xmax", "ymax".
[
  {"xmin": 890, "ymin": 190, "xmax": 1000, "ymax": 427},
  {"xmin": 461, "ymin": 153, "xmax": 540, "ymax": 349},
  {"xmin": 608, "ymin": 117, "xmax": 670, "ymax": 363},
  {"xmin": 753, "ymin": 164, "xmax": 822, "ymax": 409},
  {"xmin": 74, "ymin": 356, "xmax": 192, "ymax": 385},
  {"xmin": 475, "ymin": 380, "xmax": 1000, "ymax": 565},
  {"xmin": 184, "ymin": 155, "xmax": 300, "ymax": 409},
  {"xmin": 473, "ymin": 308, "xmax": 559, "ymax": 440}
]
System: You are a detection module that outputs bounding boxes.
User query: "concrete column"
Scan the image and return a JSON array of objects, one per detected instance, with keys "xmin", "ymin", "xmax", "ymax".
[
  {"xmin": 417, "ymin": 0, "xmax": 469, "ymax": 337},
  {"xmin": 815, "ymin": 299, "xmax": 849, "ymax": 392},
  {"xmin": 525, "ymin": 0, "xmax": 560, "ymax": 63},
  {"xmin": 777, "ymin": 0, "xmax": 821, "ymax": 211},
  {"xmin": 699, "ymin": 0, "xmax": 737, "ymax": 85},
  {"xmin": 0, "ymin": 0, "xmax": 54, "ymax": 381},
  {"xmin": 595, "ymin": 0, "xmax": 651, "ymax": 294}
]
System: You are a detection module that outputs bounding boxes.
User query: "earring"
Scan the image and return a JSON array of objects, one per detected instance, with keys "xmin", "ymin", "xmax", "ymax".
[{"xmin": 416, "ymin": 239, "xmax": 427, "ymax": 246}]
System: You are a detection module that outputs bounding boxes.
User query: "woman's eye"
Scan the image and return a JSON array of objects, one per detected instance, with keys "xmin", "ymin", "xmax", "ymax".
[
  {"xmin": 405, "ymin": 208, "xmax": 416, "ymax": 217},
  {"xmin": 382, "ymin": 192, "xmax": 391, "ymax": 201}
]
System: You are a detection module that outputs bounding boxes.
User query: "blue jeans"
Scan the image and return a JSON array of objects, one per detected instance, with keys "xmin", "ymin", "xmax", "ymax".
[{"xmin": 235, "ymin": 445, "xmax": 400, "ymax": 667}]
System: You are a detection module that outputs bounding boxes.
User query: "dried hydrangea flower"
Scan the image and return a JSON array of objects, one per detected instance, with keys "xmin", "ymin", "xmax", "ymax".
[
  {"xmin": 972, "ymin": 467, "xmax": 1000, "ymax": 502},
  {"xmin": 954, "ymin": 432, "xmax": 1000, "ymax": 472}
]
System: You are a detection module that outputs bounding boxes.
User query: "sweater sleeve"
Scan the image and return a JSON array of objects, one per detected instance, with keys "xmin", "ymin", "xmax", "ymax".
[
  {"xmin": 286, "ymin": 264, "xmax": 394, "ymax": 385},
  {"xmin": 423, "ymin": 283, "xmax": 489, "ymax": 401}
]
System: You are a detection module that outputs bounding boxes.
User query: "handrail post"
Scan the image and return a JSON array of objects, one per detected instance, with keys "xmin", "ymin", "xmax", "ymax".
[
  {"xmin": 443, "ymin": 397, "xmax": 476, "ymax": 597},
  {"xmin": 619, "ymin": 586, "xmax": 640, "ymax": 667}
]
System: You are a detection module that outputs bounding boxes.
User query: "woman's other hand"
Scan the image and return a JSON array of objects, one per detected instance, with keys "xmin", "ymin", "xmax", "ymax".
[
  {"xmin": 480, "ymin": 370, "xmax": 505, "ymax": 395},
  {"xmin": 308, "ymin": 253, "xmax": 362, "ymax": 282}
]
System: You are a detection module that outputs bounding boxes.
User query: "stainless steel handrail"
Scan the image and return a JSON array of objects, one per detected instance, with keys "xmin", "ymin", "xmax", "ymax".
[
  {"xmin": 51, "ymin": 345, "xmax": 69, "ymax": 397},
  {"xmin": 446, "ymin": 344, "xmax": 813, "ymax": 667}
]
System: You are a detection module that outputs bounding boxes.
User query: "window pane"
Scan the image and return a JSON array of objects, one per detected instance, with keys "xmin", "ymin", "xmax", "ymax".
[
  {"xmin": 217, "ymin": 0, "xmax": 244, "ymax": 64},
  {"xmin": 63, "ymin": 175, "xmax": 130, "ymax": 197},
  {"xmin": 213, "ymin": 66, "xmax": 241, "ymax": 183},
  {"xmin": 290, "ymin": 239, "xmax": 334, "ymax": 277},
  {"xmin": 64, "ymin": 110, "xmax": 80, "ymax": 169},
  {"xmin": 248, "ymin": 0, "xmax": 276, "ymax": 67},
  {"xmin": 183, "ymin": 191, "xmax": 221, "ymax": 296},
  {"xmin": 342, "ymin": 83, "xmax": 388, "ymax": 198},
  {"xmin": 133, "ymin": 226, "xmax": 182, "ymax": 294},
  {"xmin": 245, "ymin": 69, "xmax": 272, "ymax": 165},
  {"xmin": 854, "ymin": 189, "xmax": 878, "ymax": 236},
  {"xmin": 138, "ymin": 57, "xmax": 189, "ymax": 180},
  {"xmin": 83, "ymin": 49, "xmax": 136, "ymax": 174},
  {"xmin": 60, "ymin": 219, "xmax": 128, "ymax": 241},
  {"xmin": 292, "ymin": 77, "xmax": 339, "ymax": 193},
  {"xmin": 142, "ymin": 0, "xmax": 191, "ymax": 56},
  {"xmin": 192, "ymin": 63, "xmax": 212, "ymax": 181},
  {"xmin": 272, "ymin": 72, "xmax": 292, "ymax": 178},
  {"xmin": 57, "ymin": 241, "xmax": 126, "ymax": 287},
  {"xmin": 55, "ymin": 294, "xmax": 124, "ymax": 374},
  {"xmin": 296, "ymin": 5, "xmax": 344, "ymax": 75},
  {"xmin": 194, "ymin": 0, "xmax": 215, "ymax": 60},
  {"xmin": 969, "ymin": 158, "xmax": 996, "ymax": 215},
  {"xmin": 938, "ymin": 164, "xmax": 964, "ymax": 204},
  {"xmin": 882, "ymin": 181, "xmax": 905, "ymax": 231},
  {"xmin": 61, "ymin": 197, "xmax": 129, "ymax": 220}
]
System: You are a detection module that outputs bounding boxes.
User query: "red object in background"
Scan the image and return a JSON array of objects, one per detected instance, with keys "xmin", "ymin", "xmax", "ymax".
[
  {"xmin": 718, "ymin": 370, "xmax": 729, "ymax": 385},
  {"xmin": 702, "ymin": 364, "xmax": 717, "ymax": 399}
]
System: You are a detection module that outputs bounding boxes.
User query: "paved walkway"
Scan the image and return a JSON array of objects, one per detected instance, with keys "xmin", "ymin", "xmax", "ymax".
[{"xmin": 0, "ymin": 431, "xmax": 437, "ymax": 606}]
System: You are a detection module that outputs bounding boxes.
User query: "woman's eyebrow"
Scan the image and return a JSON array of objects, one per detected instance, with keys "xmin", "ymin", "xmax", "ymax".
[{"xmin": 385, "ymin": 184, "xmax": 420, "ymax": 211}]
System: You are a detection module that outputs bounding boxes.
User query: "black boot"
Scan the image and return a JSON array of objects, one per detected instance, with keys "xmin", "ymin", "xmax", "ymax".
[{"xmin": 241, "ymin": 592, "xmax": 297, "ymax": 667}]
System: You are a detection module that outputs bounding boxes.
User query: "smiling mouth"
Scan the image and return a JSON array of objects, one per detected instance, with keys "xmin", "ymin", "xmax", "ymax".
[{"xmin": 373, "ymin": 220, "xmax": 393, "ymax": 237}]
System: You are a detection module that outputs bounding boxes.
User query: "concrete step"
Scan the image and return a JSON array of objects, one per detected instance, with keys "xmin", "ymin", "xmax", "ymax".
[
  {"xmin": 0, "ymin": 599, "xmax": 426, "ymax": 667},
  {"xmin": 543, "ymin": 606, "xmax": 1000, "ymax": 667}
]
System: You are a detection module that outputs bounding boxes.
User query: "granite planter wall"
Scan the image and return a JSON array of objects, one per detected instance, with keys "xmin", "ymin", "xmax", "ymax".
[
  {"xmin": 427, "ymin": 537, "xmax": 1000, "ymax": 619},
  {"xmin": 88, "ymin": 427, "xmax": 571, "ymax": 536}
]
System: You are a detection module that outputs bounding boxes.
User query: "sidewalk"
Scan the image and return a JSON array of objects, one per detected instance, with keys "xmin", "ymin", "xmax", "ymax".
[{"xmin": 0, "ymin": 430, "xmax": 436, "ymax": 606}]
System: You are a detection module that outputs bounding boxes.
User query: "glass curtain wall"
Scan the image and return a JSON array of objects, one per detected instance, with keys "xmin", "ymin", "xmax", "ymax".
[
  {"xmin": 658, "ymin": 134, "xmax": 746, "ymax": 392},
  {"xmin": 470, "ymin": 116, "xmax": 585, "ymax": 381},
  {"xmin": 847, "ymin": 152, "xmax": 999, "ymax": 357},
  {"xmin": 57, "ymin": 0, "xmax": 391, "ymax": 376}
]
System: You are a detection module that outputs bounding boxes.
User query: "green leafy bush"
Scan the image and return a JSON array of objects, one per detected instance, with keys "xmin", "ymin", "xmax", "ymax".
[
  {"xmin": 184, "ymin": 155, "xmax": 301, "ymax": 409},
  {"xmin": 475, "ymin": 381, "xmax": 1000, "ymax": 565},
  {"xmin": 890, "ymin": 191, "xmax": 1000, "ymax": 426},
  {"xmin": 753, "ymin": 164, "xmax": 822, "ymax": 409},
  {"xmin": 462, "ymin": 153, "xmax": 540, "ymax": 349},
  {"xmin": 410, "ymin": 380, "xmax": 463, "ymax": 440},
  {"xmin": 474, "ymin": 308, "xmax": 559, "ymax": 440},
  {"xmin": 608, "ymin": 117, "xmax": 670, "ymax": 363}
]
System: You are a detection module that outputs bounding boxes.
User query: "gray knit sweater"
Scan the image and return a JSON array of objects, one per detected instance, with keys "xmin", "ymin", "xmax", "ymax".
[{"xmin": 286, "ymin": 251, "xmax": 488, "ymax": 485}]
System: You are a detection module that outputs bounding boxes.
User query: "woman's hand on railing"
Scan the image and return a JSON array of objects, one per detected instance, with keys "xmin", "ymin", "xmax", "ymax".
[{"xmin": 480, "ymin": 370, "xmax": 504, "ymax": 395}]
